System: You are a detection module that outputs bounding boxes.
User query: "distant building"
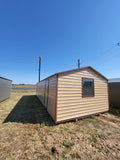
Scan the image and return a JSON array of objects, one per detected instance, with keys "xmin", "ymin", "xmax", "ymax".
[
  {"xmin": 109, "ymin": 78, "xmax": 120, "ymax": 83},
  {"xmin": 0, "ymin": 77, "xmax": 12, "ymax": 102},
  {"xmin": 108, "ymin": 78, "xmax": 120, "ymax": 109},
  {"xmin": 37, "ymin": 66, "xmax": 109, "ymax": 124}
]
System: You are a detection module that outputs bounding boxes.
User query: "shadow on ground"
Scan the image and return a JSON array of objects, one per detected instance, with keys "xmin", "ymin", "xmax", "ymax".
[
  {"xmin": 3, "ymin": 95, "xmax": 54, "ymax": 126},
  {"xmin": 109, "ymin": 107, "xmax": 120, "ymax": 118}
]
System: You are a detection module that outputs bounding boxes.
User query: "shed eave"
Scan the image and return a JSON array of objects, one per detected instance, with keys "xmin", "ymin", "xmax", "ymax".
[
  {"xmin": 0, "ymin": 77, "xmax": 12, "ymax": 82},
  {"xmin": 38, "ymin": 66, "xmax": 108, "ymax": 83}
]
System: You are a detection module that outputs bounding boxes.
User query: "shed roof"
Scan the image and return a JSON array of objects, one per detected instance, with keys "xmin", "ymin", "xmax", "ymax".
[
  {"xmin": 108, "ymin": 78, "xmax": 120, "ymax": 83},
  {"xmin": 40, "ymin": 66, "xmax": 108, "ymax": 82},
  {"xmin": 0, "ymin": 77, "xmax": 12, "ymax": 81}
]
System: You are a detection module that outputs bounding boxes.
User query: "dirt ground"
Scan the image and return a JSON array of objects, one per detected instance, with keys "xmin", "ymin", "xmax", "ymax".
[{"xmin": 0, "ymin": 93, "xmax": 120, "ymax": 160}]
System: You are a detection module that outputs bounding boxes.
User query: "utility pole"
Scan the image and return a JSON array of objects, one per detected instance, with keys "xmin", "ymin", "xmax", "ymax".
[
  {"xmin": 78, "ymin": 59, "xmax": 80, "ymax": 68},
  {"xmin": 39, "ymin": 56, "xmax": 41, "ymax": 82}
]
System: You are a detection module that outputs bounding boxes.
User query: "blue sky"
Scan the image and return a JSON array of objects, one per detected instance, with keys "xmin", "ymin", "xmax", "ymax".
[{"xmin": 0, "ymin": 0, "xmax": 120, "ymax": 84}]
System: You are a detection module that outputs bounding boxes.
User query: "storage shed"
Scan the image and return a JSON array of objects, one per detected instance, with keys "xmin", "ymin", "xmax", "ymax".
[
  {"xmin": 0, "ymin": 77, "xmax": 12, "ymax": 102},
  {"xmin": 108, "ymin": 78, "xmax": 120, "ymax": 109},
  {"xmin": 36, "ymin": 66, "xmax": 109, "ymax": 124}
]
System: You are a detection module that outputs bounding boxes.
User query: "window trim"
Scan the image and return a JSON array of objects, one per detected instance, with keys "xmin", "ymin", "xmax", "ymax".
[{"xmin": 82, "ymin": 77, "xmax": 94, "ymax": 98}]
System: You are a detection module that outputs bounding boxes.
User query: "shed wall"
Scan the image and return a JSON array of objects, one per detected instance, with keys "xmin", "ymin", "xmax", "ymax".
[
  {"xmin": 108, "ymin": 83, "xmax": 120, "ymax": 108},
  {"xmin": 0, "ymin": 78, "xmax": 12, "ymax": 102},
  {"xmin": 36, "ymin": 75, "xmax": 57, "ymax": 120},
  {"xmin": 57, "ymin": 68, "xmax": 109, "ymax": 122}
]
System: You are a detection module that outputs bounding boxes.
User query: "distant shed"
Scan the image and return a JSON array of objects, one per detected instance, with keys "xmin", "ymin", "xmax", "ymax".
[
  {"xmin": 0, "ymin": 77, "xmax": 12, "ymax": 102},
  {"xmin": 108, "ymin": 78, "xmax": 120, "ymax": 109},
  {"xmin": 36, "ymin": 66, "xmax": 109, "ymax": 124}
]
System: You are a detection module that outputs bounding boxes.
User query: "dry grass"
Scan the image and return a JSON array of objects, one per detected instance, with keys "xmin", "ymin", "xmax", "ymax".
[
  {"xmin": 0, "ymin": 93, "xmax": 120, "ymax": 160},
  {"xmin": 12, "ymin": 84, "xmax": 36, "ymax": 93},
  {"xmin": 12, "ymin": 84, "xmax": 36, "ymax": 88}
]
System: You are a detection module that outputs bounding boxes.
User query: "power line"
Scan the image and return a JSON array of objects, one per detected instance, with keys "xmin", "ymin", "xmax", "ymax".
[
  {"xmin": 101, "ymin": 43, "xmax": 117, "ymax": 55},
  {"xmin": 93, "ymin": 41, "xmax": 120, "ymax": 62}
]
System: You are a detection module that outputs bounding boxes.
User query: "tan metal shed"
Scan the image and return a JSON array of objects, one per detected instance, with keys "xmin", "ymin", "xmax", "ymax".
[
  {"xmin": 0, "ymin": 77, "xmax": 12, "ymax": 102},
  {"xmin": 36, "ymin": 66, "xmax": 109, "ymax": 124}
]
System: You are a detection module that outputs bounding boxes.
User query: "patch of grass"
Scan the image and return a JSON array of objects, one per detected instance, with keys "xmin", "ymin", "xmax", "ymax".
[
  {"xmin": 3, "ymin": 95, "xmax": 54, "ymax": 126},
  {"xmin": 43, "ymin": 122, "xmax": 49, "ymax": 126},
  {"xmin": 107, "ymin": 132, "xmax": 112, "ymax": 136},
  {"xmin": 91, "ymin": 115, "xmax": 96, "ymax": 119},
  {"xmin": 12, "ymin": 90, "xmax": 36, "ymax": 93},
  {"xmin": 87, "ymin": 135, "xmax": 98, "ymax": 143},
  {"xmin": 109, "ymin": 107, "xmax": 120, "ymax": 118},
  {"xmin": 87, "ymin": 129, "xmax": 92, "ymax": 134},
  {"xmin": 64, "ymin": 127, "xmax": 69, "ymax": 131},
  {"xmin": 68, "ymin": 130, "xmax": 76, "ymax": 135},
  {"xmin": 83, "ymin": 117, "xmax": 101, "ymax": 129},
  {"xmin": 12, "ymin": 84, "xmax": 36, "ymax": 87},
  {"xmin": 93, "ymin": 121, "xmax": 101, "ymax": 129},
  {"xmin": 83, "ymin": 118, "xmax": 95, "ymax": 124},
  {"xmin": 76, "ymin": 126, "xmax": 82, "ymax": 132},
  {"xmin": 59, "ymin": 126, "xmax": 63, "ymax": 130},
  {"xmin": 98, "ymin": 134, "xmax": 106, "ymax": 140},
  {"xmin": 71, "ymin": 152, "xmax": 81, "ymax": 159},
  {"xmin": 0, "ymin": 92, "xmax": 120, "ymax": 160},
  {"xmin": 41, "ymin": 135, "xmax": 47, "ymax": 144},
  {"xmin": 63, "ymin": 140, "xmax": 74, "ymax": 148},
  {"xmin": 64, "ymin": 127, "xmax": 76, "ymax": 135}
]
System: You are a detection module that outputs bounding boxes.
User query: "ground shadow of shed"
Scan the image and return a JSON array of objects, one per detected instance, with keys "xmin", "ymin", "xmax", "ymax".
[{"xmin": 3, "ymin": 95, "xmax": 54, "ymax": 126}]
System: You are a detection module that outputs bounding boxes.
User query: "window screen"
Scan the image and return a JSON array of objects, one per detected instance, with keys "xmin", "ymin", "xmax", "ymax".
[{"xmin": 82, "ymin": 78, "xmax": 94, "ymax": 97}]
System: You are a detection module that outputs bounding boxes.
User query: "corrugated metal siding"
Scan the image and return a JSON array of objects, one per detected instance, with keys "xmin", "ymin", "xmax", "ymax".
[
  {"xmin": 36, "ymin": 75, "xmax": 57, "ymax": 120},
  {"xmin": 44, "ymin": 79, "xmax": 49, "ymax": 109},
  {"xmin": 108, "ymin": 83, "xmax": 120, "ymax": 108},
  {"xmin": 36, "ymin": 80, "xmax": 46, "ymax": 105},
  {"xmin": 0, "ymin": 78, "xmax": 12, "ymax": 102},
  {"xmin": 57, "ymin": 68, "xmax": 109, "ymax": 122},
  {"xmin": 47, "ymin": 76, "xmax": 57, "ymax": 120}
]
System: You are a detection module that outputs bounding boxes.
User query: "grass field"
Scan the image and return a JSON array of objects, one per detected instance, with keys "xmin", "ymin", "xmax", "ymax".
[
  {"xmin": 0, "ymin": 92, "xmax": 120, "ymax": 159},
  {"xmin": 12, "ymin": 84, "xmax": 36, "ymax": 93}
]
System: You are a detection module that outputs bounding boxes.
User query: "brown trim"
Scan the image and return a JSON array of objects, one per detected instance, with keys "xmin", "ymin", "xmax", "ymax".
[
  {"xmin": 107, "ymin": 82, "xmax": 110, "ymax": 110},
  {"xmin": 82, "ymin": 77, "xmax": 94, "ymax": 98},
  {"xmin": 55, "ymin": 110, "xmax": 108, "ymax": 124},
  {"xmin": 38, "ymin": 66, "xmax": 108, "ymax": 83},
  {"xmin": 57, "ymin": 66, "xmax": 107, "ymax": 81},
  {"xmin": 39, "ymin": 74, "xmax": 58, "ymax": 83},
  {"xmin": 55, "ymin": 74, "xmax": 58, "ymax": 124}
]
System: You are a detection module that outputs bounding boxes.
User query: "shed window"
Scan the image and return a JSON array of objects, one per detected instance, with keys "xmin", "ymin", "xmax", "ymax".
[{"xmin": 82, "ymin": 78, "xmax": 94, "ymax": 97}]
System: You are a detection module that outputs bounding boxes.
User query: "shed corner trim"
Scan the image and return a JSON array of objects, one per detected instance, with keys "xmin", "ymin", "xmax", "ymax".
[{"xmin": 55, "ymin": 74, "xmax": 58, "ymax": 124}]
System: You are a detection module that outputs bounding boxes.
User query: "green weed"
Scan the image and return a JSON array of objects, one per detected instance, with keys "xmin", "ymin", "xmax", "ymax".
[
  {"xmin": 63, "ymin": 140, "xmax": 74, "ymax": 148},
  {"xmin": 64, "ymin": 128, "xmax": 76, "ymax": 135},
  {"xmin": 71, "ymin": 152, "xmax": 81, "ymax": 159},
  {"xmin": 109, "ymin": 107, "xmax": 120, "ymax": 118},
  {"xmin": 107, "ymin": 132, "xmax": 112, "ymax": 136},
  {"xmin": 87, "ymin": 136, "xmax": 98, "ymax": 143},
  {"xmin": 76, "ymin": 126, "xmax": 82, "ymax": 132}
]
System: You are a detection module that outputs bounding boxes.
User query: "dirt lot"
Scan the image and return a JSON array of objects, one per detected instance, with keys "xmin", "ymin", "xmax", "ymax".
[{"xmin": 0, "ymin": 92, "xmax": 120, "ymax": 160}]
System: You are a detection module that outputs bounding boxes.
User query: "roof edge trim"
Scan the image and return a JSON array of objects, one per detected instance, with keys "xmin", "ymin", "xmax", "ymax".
[
  {"xmin": 0, "ymin": 77, "xmax": 12, "ymax": 81},
  {"xmin": 38, "ymin": 66, "xmax": 108, "ymax": 83}
]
